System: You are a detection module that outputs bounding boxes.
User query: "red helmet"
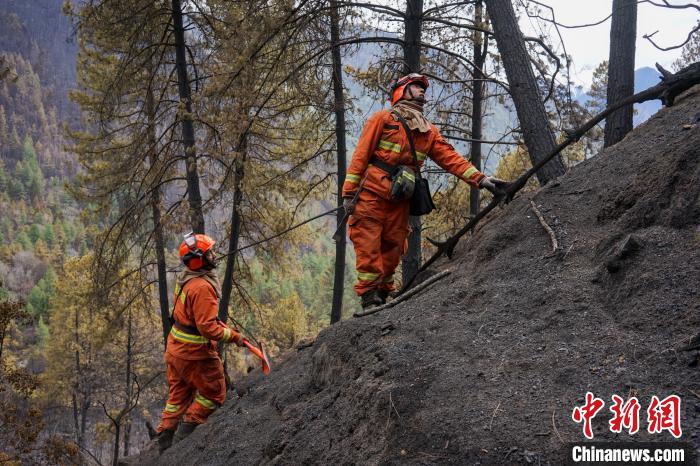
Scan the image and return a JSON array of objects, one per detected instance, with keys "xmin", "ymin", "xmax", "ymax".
[
  {"xmin": 390, "ymin": 73, "xmax": 429, "ymax": 105},
  {"xmin": 179, "ymin": 233, "xmax": 216, "ymax": 270}
]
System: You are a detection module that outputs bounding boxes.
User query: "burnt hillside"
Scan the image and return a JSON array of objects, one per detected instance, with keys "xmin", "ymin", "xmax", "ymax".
[{"xmin": 137, "ymin": 85, "xmax": 699, "ymax": 465}]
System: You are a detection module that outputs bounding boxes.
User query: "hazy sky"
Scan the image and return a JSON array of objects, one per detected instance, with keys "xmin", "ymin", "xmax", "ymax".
[{"xmin": 518, "ymin": 0, "xmax": 699, "ymax": 86}]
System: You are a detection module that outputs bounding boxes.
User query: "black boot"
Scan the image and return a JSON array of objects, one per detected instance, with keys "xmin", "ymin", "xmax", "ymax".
[
  {"xmin": 361, "ymin": 289, "xmax": 383, "ymax": 309},
  {"xmin": 157, "ymin": 429, "xmax": 175, "ymax": 454},
  {"xmin": 377, "ymin": 289, "xmax": 390, "ymax": 304},
  {"xmin": 173, "ymin": 422, "xmax": 197, "ymax": 444}
]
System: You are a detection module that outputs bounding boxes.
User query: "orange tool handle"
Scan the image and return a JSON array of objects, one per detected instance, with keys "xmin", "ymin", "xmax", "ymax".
[{"xmin": 242, "ymin": 338, "xmax": 271, "ymax": 375}]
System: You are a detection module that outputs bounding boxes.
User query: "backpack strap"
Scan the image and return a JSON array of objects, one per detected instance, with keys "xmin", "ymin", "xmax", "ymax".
[{"xmin": 391, "ymin": 111, "xmax": 423, "ymax": 180}]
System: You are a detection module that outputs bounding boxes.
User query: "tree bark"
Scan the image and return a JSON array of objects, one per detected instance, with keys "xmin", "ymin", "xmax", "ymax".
[
  {"xmin": 401, "ymin": 0, "xmax": 424, "ymax": 287},
  {"xmin": 218, "ymin": 142, "xmax": 246, "ymax": 326},
  {"xmin": 604, "ymin": 0, "xmax": 637, "ymax": 147},
  {"xmin": 121, "ymin": 308, "xmax": 133, "ymax": 460},
  {"xmin": 470, "ymin": 0, "xmax": 486, "ymax": 217},
  {"xmin": 112, "ymin": 422, "xmax": 121, "ymax": 466},
  {"xmin": 484, "ymin": 0, "xmax": 566, "ymax": 184},
  {"xmin": 330, "ymin": 0, "xmax": 347, "ymax": 325},
  {"xmin": 146, "ymin": 86, "xmax": 171, "ymax": 347},
  {"xmin": 171, "ymin": 0, "xmax": 205, "ymax": 233}
]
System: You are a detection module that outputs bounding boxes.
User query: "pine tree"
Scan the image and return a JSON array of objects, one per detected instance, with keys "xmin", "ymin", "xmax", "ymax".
[{"xmin": 673, "ymin": 21, "xmax": 700, "ymax": 71}]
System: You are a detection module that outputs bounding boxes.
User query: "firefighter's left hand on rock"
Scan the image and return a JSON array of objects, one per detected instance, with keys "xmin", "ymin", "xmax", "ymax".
[
  {"xmin": 479, "ymin": 176, "xmax": 508, "ymax": 195},
  {"xmin": 343, "ymin": 197, "xmax": 356, "ymax": 215}
]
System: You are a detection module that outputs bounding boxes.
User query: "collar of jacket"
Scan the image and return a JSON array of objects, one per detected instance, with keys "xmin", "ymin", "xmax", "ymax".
[
  {"xmin": 392, "ymin": 100, "xmax": 432, "ymax": 133},
  {"xmin": 177, "ymin": 267, "xmax": 222, "ymax": 299}
]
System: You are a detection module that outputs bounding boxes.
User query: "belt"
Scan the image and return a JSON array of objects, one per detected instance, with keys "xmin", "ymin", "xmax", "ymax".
[
  {"xmin": 173, "ymin": 319, "xmax": 200, "ymax": 335},
  {"xmin": 370, "ymin": 157, "xmax": 402, "ymax": 176}
]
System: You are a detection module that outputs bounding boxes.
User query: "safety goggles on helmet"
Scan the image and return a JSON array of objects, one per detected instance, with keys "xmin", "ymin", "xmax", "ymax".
[
  {"xmin": 179, "ymin": 232, "xmax": 216, "ymax": 270},
  {"xmin": 390, "ymin": 73, "xmax": 429, "ymax": 105},
  {"xmin": 183, "ymin": 232, "xmax": 197, "ymax": 250},
  {"xmin": 391, "ymin": 73, "xmax": 429, "ymax": 92}
]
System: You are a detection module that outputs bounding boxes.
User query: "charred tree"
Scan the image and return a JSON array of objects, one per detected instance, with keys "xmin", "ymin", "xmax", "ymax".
[
  {"xmin": 401, "ymin": 0, "xmax": 424, "ymax": 287},
  {"xmin": 484, "ymin": 0, "xmax": 565, "ymax": 184},
  {"xmin": 146, "ymin": 85, "xmax": 171, "ymax": 346},
  {"xmin": 604, "ymin": 0, "xmax": 637, "ymax": 147},
  {"xmin": 171, "ymin": 0, "xmax": 205, "ymax": 233},
  {"xmin": 218, "ymin": 141, "xmax": 247, "ymax": 327},
  {"xmin": 470, "ymin": 0, "xmax": 487, "ymax": 217},
  {"xmin": 330, "ymin": 0, "xmax": 347, "ymax": 325}
]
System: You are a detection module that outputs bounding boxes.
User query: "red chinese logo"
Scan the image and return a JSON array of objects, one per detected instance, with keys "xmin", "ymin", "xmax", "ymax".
[
  {"xmin": 647, "ymin": 395, "xmax": 682, "ymax": 438},
  {"xmin": 572, "ymin": 392, "xmax": 605, "ymax": 439},
  {"xmin": 572, "ymin": 393, "xmax": 683, "ymax": 439},
  {"xmin": 609, "ymin": 395, "xmax": 640, "ymax": 434}
]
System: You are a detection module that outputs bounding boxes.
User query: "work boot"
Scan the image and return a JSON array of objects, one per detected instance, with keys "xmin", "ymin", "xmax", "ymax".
[
  {"xmin": 156, "ymin": 429, "xmax": 175, "ymax": 454},
  {"xmin": 361, "ymin": 289, "xmax": 383, "ymax": 309},
  {"xmin": 377, "ymin": 289, "xmax": 390, "ymax": 304},
  {"xmin": 173, "ymin": 422, "xmax": 197, "ymax": 444}
]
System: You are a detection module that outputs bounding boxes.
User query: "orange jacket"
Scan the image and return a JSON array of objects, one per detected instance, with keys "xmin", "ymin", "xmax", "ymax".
[
  {"xmin": 342, "ymin": 109, "xmax": 485, "ymax": 200},
  {"xmin": 166, "ymin": 277, "xmax": 241, "ymax": 360}
]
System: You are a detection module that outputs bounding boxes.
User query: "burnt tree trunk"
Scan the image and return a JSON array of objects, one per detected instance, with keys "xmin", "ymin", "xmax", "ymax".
[
  {"xmin": 484, "ymin": 0, "xmax": 565, "ymax": 184},
  {"xmin": 401, "ymin": 0, "xmax": 424, "ymax": 287},
  {"xmin": 171, "ymin": 0, "xmax": 205, "ymax": 233},
  {"xmin": 218, "ymin": 139, "xmax": 247, "ymax": 327},
  {"xmin": 330, "ymin": 0, "xmax": 347, "ymax": 324},
  {"xmin": 604, "ymin": 0, "xmax": 637, "ymax": 147},
  {"xmin": 146, "ymin": 86, "xmax": 171, "ymax": 346},
  {"xmin": 470, "ymin": 0, "xmax": 487, "ymax": 217},
  {"xmin": 121, "ymin": 308, "xmax": 133, "ymax": 459}
]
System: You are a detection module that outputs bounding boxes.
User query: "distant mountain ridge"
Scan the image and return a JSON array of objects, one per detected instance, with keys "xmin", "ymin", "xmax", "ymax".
[{"xmin": 574, "ymin": 66, "xmax": 662, "ymax": 127}]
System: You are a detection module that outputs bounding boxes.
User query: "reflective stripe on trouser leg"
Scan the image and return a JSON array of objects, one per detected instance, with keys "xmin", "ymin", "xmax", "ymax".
[
  {"xmin": 183, "ymin": 357, "xmax": 226, "ymax": 425},
  {"xmin": 379, "ymin": 199, "xmax": 410, "ymax": 292},
  {"xmin": 157, "ymin": 354, "xmax": 193, "ymax": 432},
  {"xmin": 348, "ymin": 213, "xmax": 384, "ymax": 296}
]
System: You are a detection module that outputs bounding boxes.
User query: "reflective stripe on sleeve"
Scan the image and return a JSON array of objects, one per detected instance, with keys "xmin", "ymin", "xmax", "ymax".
[
  {"xmin": 345, "ymin": 173, "xmax": 361, "ymax": 184},
  {"xmin": 194, "ymin": 393, "xmax": 217, "ymax": 410},
  {"xmin": 357, "ymin": 271, "xmax": 380, "ymax": 281},
  {"xmin": 462, "ymin": 166, "xmax": 479, "ymax": 180}
]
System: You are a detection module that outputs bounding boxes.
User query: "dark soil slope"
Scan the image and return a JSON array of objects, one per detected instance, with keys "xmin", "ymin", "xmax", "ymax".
[{"xmin": 139, "ymin": 86, "xmax": 700, "ymax": 465}]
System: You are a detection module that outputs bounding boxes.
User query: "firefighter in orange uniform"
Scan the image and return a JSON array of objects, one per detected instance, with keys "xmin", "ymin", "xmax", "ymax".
[
  {"xmin": 343, "ymin": 74, "xmax": 503, "ymax": 309},
  {"xmin": 155, "ymin": 233, "xmax": 244, "ymax": 453}
]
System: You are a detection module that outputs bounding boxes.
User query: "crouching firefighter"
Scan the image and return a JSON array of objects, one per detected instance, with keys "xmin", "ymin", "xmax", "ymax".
[
  {"xmin": 155, "ymin": 233, "xmax": 244, "ymax": 453},
  {"xmin": 343, "ymin": 73, "xmax": 505, "ymax": 310}
]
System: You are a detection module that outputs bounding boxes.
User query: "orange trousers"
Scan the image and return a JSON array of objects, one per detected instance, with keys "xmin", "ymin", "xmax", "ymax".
[
  {"xmin": 348, "ymin": 189, "xmax": 410, "ymax": 295},
  {"xmin": 156, "ymin": 352, "xmax": 226, "ymax": 432}
]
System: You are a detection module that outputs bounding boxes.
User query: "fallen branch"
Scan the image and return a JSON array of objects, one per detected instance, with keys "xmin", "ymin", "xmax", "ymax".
[
  {"xmin": 552, "ymin": 410, "xmax": 564, "ymax": 443},
  {"xmin": 398, "ymin": 61, "xmax": 700, "ymax": 295},
  {"xmin": 488, "ymin": 400, "xmax": 502, "ymax": 431},
  {"xmin": 530, "ymin": 200, "xmax": 558, "ymax": 255},
  {"xmin": 353, "ymin": 269, "xmax": 452, "ymax": 318}
]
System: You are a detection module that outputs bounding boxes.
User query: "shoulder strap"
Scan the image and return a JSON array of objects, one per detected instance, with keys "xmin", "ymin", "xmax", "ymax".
[
  {"xmin": 391, "ymin": 111, "xmax": 422, "ymax": 179},
  {"xmin": 169, "ymin": 282, "xmax": 186, "ymax": 323}
]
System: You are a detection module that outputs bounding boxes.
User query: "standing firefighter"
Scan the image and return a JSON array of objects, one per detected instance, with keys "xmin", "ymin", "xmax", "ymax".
[
  {"xmin": 343, "ymin": 74, "xmax": 503, "ymax": 309},
  {"xmin": 155, "ymin": 233, "xmax": 243, "ymax": 453}
]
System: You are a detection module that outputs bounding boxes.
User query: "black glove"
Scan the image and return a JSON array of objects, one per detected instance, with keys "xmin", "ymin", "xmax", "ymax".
[
  {"xmin": 343, "ymin": 197, "xmax": 356, "ymax": 215},
  {"xmin": 479, "ymin": 176, "xmax": 509, "ymax": 196}
]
